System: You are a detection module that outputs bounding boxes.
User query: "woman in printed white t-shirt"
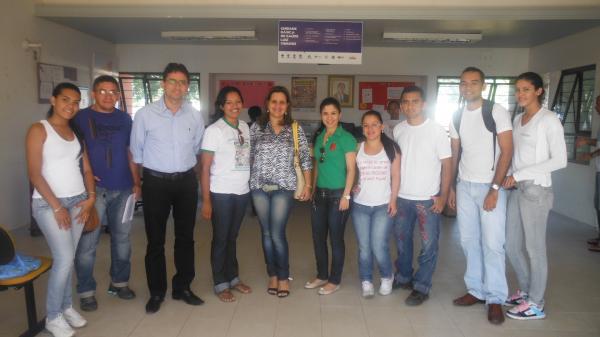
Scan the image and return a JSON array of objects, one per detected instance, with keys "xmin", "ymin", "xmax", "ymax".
[
  {"xmin": 502, "ymin": 72, "xmax": 567, "ymax": 320},
  {"xmin": 351, "ymin": 110, "xmax": 401, "ymax": 298},
  {"xmin": 200, "ymin": 86, "xmax": 252, "ymax": 302}
]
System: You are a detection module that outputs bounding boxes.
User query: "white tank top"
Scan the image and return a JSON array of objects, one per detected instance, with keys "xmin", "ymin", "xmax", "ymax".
[
  {"xmin": 354, "ymin": 142, "xmax": 392, "ymax": 206},
  {"xmin": 32, "ymin": 120, "xmax": 86, "ymax": 199}
]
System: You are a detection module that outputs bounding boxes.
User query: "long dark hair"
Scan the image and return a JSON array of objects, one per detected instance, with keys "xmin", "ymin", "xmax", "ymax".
[
  {"xmin": 47, "ymin": 82, "xmax": 84, "ymax": 155},
  {"xmin": 257, "ymin": 86, "xmax": 293, "ymax": 129},
  {"xmin": 361, "ymin": 110, "xmax": 400, "ymax": 162},
  {"xmin": 212, "ymin": 86, "xmax": 243, "ymax": 123},
  {"xmin": 516, "ymin": 72, "xmax": 545, "ymax": 104},
  {"xmin": 312, "ymin": 97, "xmax": 342, "ymax": 144}
]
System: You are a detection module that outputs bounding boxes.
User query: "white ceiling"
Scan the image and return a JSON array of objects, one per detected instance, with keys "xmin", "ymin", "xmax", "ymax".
[{"xmin": 36, "ymin": 4, "xmax": 600, "ymax": 48}]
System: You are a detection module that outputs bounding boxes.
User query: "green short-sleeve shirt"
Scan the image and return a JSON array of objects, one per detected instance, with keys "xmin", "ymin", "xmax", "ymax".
[{"xmin": 315, "ymin": 127, "xmax": 357, "ymax": 189}]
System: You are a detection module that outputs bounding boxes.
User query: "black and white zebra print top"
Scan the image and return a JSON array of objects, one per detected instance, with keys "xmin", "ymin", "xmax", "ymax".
[{"xmin": 250, "ymin": 122, "xmax": 312, "ymax": 191}]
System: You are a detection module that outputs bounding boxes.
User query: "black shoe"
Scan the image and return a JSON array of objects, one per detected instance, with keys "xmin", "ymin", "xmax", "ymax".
[
  {"xmin": 145, "ymin": 295, "xmax": 164, "ymax": 314},
  {"xmin": 80, "ymin": 296, "xmax": 98, "ymax": 312},
  {"xmin": 392, "ymin": 280, "xmax": 413, "ymax": 290},
  {"xmin": 405, "ymin": 290, "xmax": 429, "ymax": 306},
  {"xmin": 172, "ymin": 289, "xmax": 204, "ymax": 306},
  {"xmin": 108, "ymin": 284, "xmax": 136, "ymax": 300},
  {"xmin": 29, "ymin": 225, "xmax": 42, "ymax": 237}
]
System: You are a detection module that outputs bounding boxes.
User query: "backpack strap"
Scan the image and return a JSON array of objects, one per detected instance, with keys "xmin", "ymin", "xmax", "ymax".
[
  {"xmin": 481, "ymin": 99, "xmax": 497, "ymax": 171},
  {"xmin": 453, "ymin": 100, "xmax": 498, "ymax": 171},
  {"xmin": 451, "ymin": 110, "xmax": 459, "ymax": 133}
]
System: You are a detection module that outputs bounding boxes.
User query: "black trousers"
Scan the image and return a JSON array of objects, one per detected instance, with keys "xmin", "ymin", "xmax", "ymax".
[
  {"xmin": 142, "ymin": 169, "xmax": 198, "ymax": 297},
  {"xmin": 310, "ymin": 188, "xmax": 350, "ymax": 285}
]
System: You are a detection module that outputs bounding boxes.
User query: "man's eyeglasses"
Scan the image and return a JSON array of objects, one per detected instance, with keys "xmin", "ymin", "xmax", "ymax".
[
  {"xmin": 236, "ymin": 128, "xmax": 245, "ymax": 145},
  {"xmin": 166, "ymin": 79, "xmax": 188, "ymax": 86},
  {"xmin": 319, "ymin": 147, "xmax": 325, "ymax": 163},
  {"xmin": 97, "ymin": 89, "xmax": 119, "ymax": 96}
]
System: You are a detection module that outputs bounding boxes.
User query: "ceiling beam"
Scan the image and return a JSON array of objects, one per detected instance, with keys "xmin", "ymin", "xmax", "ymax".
[{"xmin": 35, "ymin": 5, "xmax": 600, "ymax": 21}]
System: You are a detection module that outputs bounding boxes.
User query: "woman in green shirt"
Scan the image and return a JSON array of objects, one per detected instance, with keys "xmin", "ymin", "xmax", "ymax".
[{"xmin": 304, "ymin": 97, "xmax": 357, "ymax": 295}]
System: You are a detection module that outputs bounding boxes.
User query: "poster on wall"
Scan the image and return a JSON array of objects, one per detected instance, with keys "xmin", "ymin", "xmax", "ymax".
[
  {"xmin": 328, "ymin": 75, "xmax": 354, "ymax": 108},
  {"xmin": 38, "ymin": 63, "xmax": 79, "ymax": 103},
  {"xmin": 278, "ymin": 21, "xmax": 363, "ymax": 65},
  {"xmin": 219, "ymin": 80, "xmax": 274, "ymax": 109},
  {"xmin": 291, "ymin": 77, "xmax": 317, "ymax": 109},
  {"xmin": 358, "ymin": 81, "xmax": 415, "ymax": 111}
]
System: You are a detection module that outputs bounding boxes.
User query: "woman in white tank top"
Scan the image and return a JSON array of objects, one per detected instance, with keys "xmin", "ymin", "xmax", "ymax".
[
  {"xmin": 26, "ymin": 82, "xmax": 96, "ymax": 337},
  {"xmin": 351, "ymin": 110, "xmax": 401, "ymax": 298}
]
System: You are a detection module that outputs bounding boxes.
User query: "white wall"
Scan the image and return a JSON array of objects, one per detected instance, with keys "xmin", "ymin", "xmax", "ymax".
[
  {"xmin": 0, "ymin": 0, "xmax": 115, "ymax": 230},
  {"xmin": 116, "ymin": 44, "xmax": 529, "ymax": 122},
  {"xmin": 210, "ymin": 73, "xmax": 427, "ymax": 123},
  {"xmin": 529, "ymin": 26, "xmax": 600, "ymax": 227}
]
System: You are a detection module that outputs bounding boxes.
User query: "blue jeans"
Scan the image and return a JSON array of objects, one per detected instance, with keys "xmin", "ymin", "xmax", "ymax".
[
  {"xmin": 251, "ymin": 189, "xmax": 294, "ymax": 280},
  {"xmin": 456, "ymin": 179, "xmax": 508, "ymax": 304},
  {"xmin": 311, "ymin": 188, "xmax": 350, "ymax": 285},
  {"xmin": 210, "ymin": 192, "xmax": 249, "ymax": 293},
  {"xmin": 393, "ymin": 198, "xmax": 440, "ymax": 295},
  {"xmin": 32, "ymin": 193, "xmax": 87, "ymax": 320},
  {"xmin": 351, "ymin": 203, "xmax": 393, "ymax": 282},
  {"xmin": 75, "ymin": 187, "xmax": 132, "ymax": 297}
]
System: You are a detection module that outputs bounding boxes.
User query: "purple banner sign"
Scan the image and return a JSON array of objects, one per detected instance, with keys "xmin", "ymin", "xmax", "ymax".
[{"xmin": 278, "ymin": 21, "xmax": 363, "ymax": 65}]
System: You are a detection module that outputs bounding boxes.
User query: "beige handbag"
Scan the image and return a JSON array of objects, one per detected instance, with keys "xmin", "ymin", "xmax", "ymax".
[{"xmin": 292, "ymin": 121, "xmax": 305, "ymax": 199}]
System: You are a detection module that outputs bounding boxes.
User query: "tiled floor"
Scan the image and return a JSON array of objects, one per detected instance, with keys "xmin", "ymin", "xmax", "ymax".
[{"xmin": 2, "ymin": 203, "xmax": 600, "ymax": 337}]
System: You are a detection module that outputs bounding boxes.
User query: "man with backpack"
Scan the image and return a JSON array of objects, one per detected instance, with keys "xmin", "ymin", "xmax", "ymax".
[{"xmin": 447, "ymin": 67, "xmax": 514, "ymax": 324}]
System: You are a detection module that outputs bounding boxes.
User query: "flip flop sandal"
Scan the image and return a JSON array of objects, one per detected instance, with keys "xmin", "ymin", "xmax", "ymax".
[
  {"xmin": 277, "ymin": 290, "xmax": 290, "ymax": 298},
  {"xmin": 217, "ymin": 289, "xmax": 236, "ymax": 302},
  {"xmin": 233, "ymin": 283, "xmax": 252, "ymax": 294},
  {"xmin": 267, "ymin": 287, "xmax": 278, "ymax": 295}
]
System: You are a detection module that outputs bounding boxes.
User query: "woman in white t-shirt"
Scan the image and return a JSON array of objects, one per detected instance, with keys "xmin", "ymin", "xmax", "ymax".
[
  {"xmin": 200, "ymin": 86, "xmax": 252, "ymax": 302},
  {"xmin": 351, "ymin": 110, "xmax": 401, "ymax": 298},
  {"xmin": 502, "ymin": 72, "xmax": 567, "ymax": 320},
  {"xmin": 26, "ymin": 82, "xmax": 96, "ymax": 337}
]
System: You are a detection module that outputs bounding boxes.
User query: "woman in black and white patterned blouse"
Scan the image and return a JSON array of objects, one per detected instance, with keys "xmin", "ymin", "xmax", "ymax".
[{"xmin": 249, "ymin": 86, "xmax": 312, "ymax": 298}]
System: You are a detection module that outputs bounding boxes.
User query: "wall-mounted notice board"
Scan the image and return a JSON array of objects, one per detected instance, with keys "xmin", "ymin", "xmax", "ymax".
[
  {"xmin": 358, "ymin": 81, "xmax": 414, "ymax": 111},
  {"xmin": 38, "ymin": 63, "xmax": 79, "ymax": 103}
]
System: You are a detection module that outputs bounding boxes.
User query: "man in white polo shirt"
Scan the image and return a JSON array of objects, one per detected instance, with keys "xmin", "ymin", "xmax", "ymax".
[{"xmin": 447, "ymin": 67, "xmax": 513, "ymax": 325}]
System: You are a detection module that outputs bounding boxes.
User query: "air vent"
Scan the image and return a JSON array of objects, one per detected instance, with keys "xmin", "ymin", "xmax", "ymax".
[
  {"xmin": 382, "ymin": 32, "xmax": 482, "ymax": 44},
  {"xmin": 161, "ymin": 30, "xmax": 256, "ymax": 41}
]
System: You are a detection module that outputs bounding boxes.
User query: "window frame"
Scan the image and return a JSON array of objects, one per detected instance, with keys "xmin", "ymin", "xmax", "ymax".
[
  {"xmin": 434, "ymin": 76, "xmax": 518, "ymax": 128},
  {"xmin": 118, "ymin": 72, "xmax": 201, "ymax": 116},
  {"xmin": 551, "ymin": 64, "xmax": 596, "ymax": 164}
]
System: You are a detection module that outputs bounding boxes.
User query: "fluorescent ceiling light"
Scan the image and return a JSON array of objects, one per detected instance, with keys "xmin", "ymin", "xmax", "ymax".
[
  {"xmin": 382, "ymin": 32, "xmax": 482, "ymax": 44},
  {"xmin": 161, "ymin": 30, "xmax": 256, "ymax": 41}
]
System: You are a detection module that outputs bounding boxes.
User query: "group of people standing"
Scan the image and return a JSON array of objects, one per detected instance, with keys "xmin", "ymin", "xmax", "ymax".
[{"xmin": 26, "ymin": 63, "xmax": 567, "ymax": 337}]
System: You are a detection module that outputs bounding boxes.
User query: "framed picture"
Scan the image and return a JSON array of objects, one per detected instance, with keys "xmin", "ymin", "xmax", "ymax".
[
  {"xmin": 328, "ymin": 75, "xmax": 354, "ymax": 107},
  {"xmin": 291, "ymin": 77, "xmax": 317, "ymax": 109}
]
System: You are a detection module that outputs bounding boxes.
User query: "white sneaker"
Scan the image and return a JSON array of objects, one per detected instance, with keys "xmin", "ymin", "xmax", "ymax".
[
  {"xmin": 46, "ymin": 314, "xmax": 75, "ymax": 337},
  {"xmin": 379, "ymin": 277, "xmax": 394, "ymax": 296},
  {"xmin": 361, "ymin": 281, "xmax": 375, "ymax": 298},
  {"xmin": 63, "ymin": 306, "xmax": 87, "ymax": 328}
]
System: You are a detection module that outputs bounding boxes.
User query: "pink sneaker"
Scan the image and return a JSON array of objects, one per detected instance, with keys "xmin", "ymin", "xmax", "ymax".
[
  {"xmin": 505, "ymin": 290, "xmax": 527, "ymax": 306},
  {"xmin": 506, "ymin": 301, "xmax": 546, "ymax": 320}
]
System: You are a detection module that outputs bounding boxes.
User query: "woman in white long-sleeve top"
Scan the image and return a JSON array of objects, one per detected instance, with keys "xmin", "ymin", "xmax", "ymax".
[{"xmin": 502, "ymin": 72, "xmax": 567, "ymax": 320}]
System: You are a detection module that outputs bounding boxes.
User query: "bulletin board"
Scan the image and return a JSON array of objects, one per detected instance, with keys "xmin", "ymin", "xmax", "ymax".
[
  {"xmin": 37, "ymin": 63, "xmax": 79, "ymax": 103},
  {"xmin": 219, "ymin": 80, "xmax": 274, "ymax": 108},
  {"xmin": 358, "ymin": 81, "xmax": 414, "ymax": 111}
]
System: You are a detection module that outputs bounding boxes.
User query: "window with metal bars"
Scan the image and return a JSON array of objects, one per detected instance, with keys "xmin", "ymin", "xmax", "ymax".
[
  {"xmin": 434, "ymin": 76, "xmax": 517, "ymax": 129},
  {"xmin": 551, "ymin": 65, "xmax": 596, "ymax": 164},
  {"xmin": 117, "ymin": 72, "xmax": 201, "ymax": 118}
]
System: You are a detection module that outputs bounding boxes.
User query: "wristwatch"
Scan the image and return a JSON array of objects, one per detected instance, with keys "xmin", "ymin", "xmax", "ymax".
[
  {"xmin": 343, "ymin": 195, "xmax": 351, "ymax": 200},
  {"xmin": 491, "ymin": 183, "xmax": 500, "ymax": 191}
]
